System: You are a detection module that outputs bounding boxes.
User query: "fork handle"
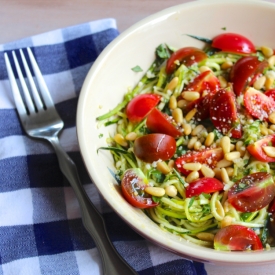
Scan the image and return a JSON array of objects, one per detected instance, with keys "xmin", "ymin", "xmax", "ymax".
[{"xmin": 48, "ymin": 136, "xmax": 138, "ymax": 275}]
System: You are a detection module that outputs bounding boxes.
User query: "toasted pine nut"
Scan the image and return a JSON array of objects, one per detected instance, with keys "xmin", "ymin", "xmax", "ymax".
[
  {"xmin": 263, "ymin": 146, "xmax": 275, "ymax": 158},
  {"xmin": 172, "ymin": 108, "xmax": 184, "ymax": 124},
  {"xmin": 216, "ymin": 159, "xmax": 233, "ymax": 168},
  {"xmin": 183, "ymin": 123, "xmax": 192, "ymax": 135},
  {"xmin": 191, "ymin": 124, "xmax": 205, "ymax": 136},
  {"xmin": 213, "ymin": 167, "xmax": 222, "ymax": 179},
  {"xmin": 167, "ymin": 76, "xmax": 179, "ymax": 91},
  {"xmin": 187, "ymin": 136, "xmax": 198, "ymax": 149},
  {"xmin": 236, "ymin": 141, "xmax": 245, "ymax": 156},
  {"xmin": 218, "ymin": 75, "xmax": 228, "ymax": 88},
  {"xmin": 225, "ymin": 167, "xmax": 234, "ymax": 177},
  {"xmin": 230, "ymin": 144, "xmax": 235, "ymax": 151},
  {"xmin": 157, "ymin": 161, "xmax": 171, "ymax": 174},
  {"xmin": 220, "ymin": 136, "xmax": 231, "ymax": 154},
  {"xmin": 260, "ymin": 124, "xmax": 269, "ymax": 136},
  {"xmin": 181, "ymin": 91, "xmax": 200, "ymax": 101},
  {"xmin": 196, "ymin": 232, "xmax": 214, "ymax": 242},
  {"xmin": 145, "ymin": 186, "xmax": 165, "ymax": 197},
  {"xmin": 177, "ymin": 99, "xmax": 189, "ymax": 109},
  {"xmin": 253, "ymin": 75, "xmax": 266, "ymax": 90},
  {"xmin": 114, "ymin": 133, "xmax": 128, "ymax": 147},
  {"xmin": 169, "ymin": 95, "xmax": 177, "ymax": 110},
  {"xmin": 221, "ymin": 168, "xmax": 230, "ymax": 184},
  {"xmin": 265, "ymin": 76, "xmax": 274, "ymax": 90},
  {"xmin": 201, "ymin": 164, "xmax": 215, "ymax": 178},
  {"xmin": 221, "ymin": 216, "xmax": 232, "ymax": 228},
  {"xmin": 224, "ymin": 151, "xmax": 241, "ymax": 161},
  {"xmin": 185, "ymin": 171, "xmax": 199, "ymax": 183},
  {"xmin": 268, "ymin": 55, "xmax": 275, "ymax": 67},
  {"xmin": 199, "ymin": 66, "xmax": 211, "ymax": 73},
  {"xmin": 168, "ymin": 159, "xmax": 175, "ymax": 169},
  {"xmin": 125, "ymin": 132, "xmax": 137, "ymax": 141},
  {"xmin": 269, "ymin": 112, "xmax": 275, "ymax": 124},
  {"xmin": 270, "ymin": 125, "xmax": 275, "ymax": 131},
  {"xmin": 221, "ymin": 60, "xmax": 233, "ymax": 70},
  {"xmin": 165, "ymin": 185, "xmax": 177, "ymax": 197},
  {"xmin": 194, "ymin": 141, "xmax": 202, "ymax": 151},
  {"xmin": 268, "ymin": 129, "xmax": 275, "ymax": 134},
  {"xmin": 185, "ymin": 108, "xmax": 197, "ymax": 122},
  {"xmin": 261, "ymin": 46, "xmax": 274, "ymax": 58},
  {"xmin": 183, "ymin": 162, "xmax": 202, "ymax": 171},
  {"xmin": 205, "ymin": 132, "xmax": 215, "ymax": 147}
]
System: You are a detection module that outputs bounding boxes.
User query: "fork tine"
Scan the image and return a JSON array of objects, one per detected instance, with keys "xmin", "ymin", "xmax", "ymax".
[
  {"xmin": 26, "ymin": 48, "xmax": 54, "ymax": 108},
  {"xmin": 4, "ymin": 52, "xmax": 28, "ymax": 116},
  {"xmin": 12, "ymin": 51, "xmax": 36, "ymax": 114},
  {"xmin": 19, "ymin": 49, "xmax": 44, "ymax": 111}
]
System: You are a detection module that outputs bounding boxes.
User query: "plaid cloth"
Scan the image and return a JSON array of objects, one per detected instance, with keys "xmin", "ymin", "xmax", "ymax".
[{"xmin": 0, "ymin": 19, "xmax": 207, "ymax": 275}]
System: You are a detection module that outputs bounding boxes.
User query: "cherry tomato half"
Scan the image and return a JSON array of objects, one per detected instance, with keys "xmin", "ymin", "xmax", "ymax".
[
  {"xmin": 185, "ymin": 177, "xmax": 224, "ymax": 198},
  {"xmin": 175, "ymin": 148, "xmax": 224, "ymax": 176},
  {"xmin": 126, "ymin": 94, "xmax": 161, "ymax": 123},
  {"xmin": 244, "ymin": 87, "xmax": 275, "ymax": 121},
  {"xmin": 146, "ymin": 108, "xmax": 182, "ymax": 138},
  {"xmin": 214, "ymin": 225, "xmax": 263, "ymax": 251},
  {"xmin": 228, "ymin": 172, "xmax": 275, "ymax": 212},
  {"xmin": 166, "ymin": 47, "xmax": 207, "ymax": 74},
  {"xmin": 230, "ymin": 56, "xmax": 268, "ymax": 96},
  {"xmin": 212, "ymin": 33, "xmax": 256, "ymax": 54},
  {"xmin": 133, "ymin": 133, "xmax": 176, "ymax": 163},
  {"xmin": 209, "ymin": 88, "xmax": 242, "ymax": 138},
  {"xmin": 247, "ymin": 134, "xmax": 275, "ymax": 162},
  {"xmin": 121, "ymin": 168, "xmax": 158, "ymax": 208},
  {"xmin": 265, "ymin": 89, "xmax": 275, "ymax": 101}
]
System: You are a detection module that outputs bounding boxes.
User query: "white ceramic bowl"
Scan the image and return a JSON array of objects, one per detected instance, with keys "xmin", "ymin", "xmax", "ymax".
[{"xmin": 77, "ymin": 0, "xmax": 275, "ymax": 265}]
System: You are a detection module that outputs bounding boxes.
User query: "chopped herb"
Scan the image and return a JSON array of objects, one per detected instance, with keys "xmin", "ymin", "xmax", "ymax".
[
  {"xmin": 108, "ymin": 167, "xmax": 121, "ymax": 184},
  {"xmin": 156, "ymin": 43, "xmax": 170, "ymax": 59},
  {"xmin": 98, "ymin": 133, "xmax": 103, "ymax": 138},
  {"xmin": 221, "ymin": 27, "xmax": 226, "ymax": 31},
  {"xmin": 131, "ymin": 65, "xmax": 143, "ymax": 72},
  {"xmin": 152, "ymin": 196, "xmax": 161, "ymax": 203},
  {"xmin": 186, "ymin": 34, "xmax": 212, "ymax": 44},
  {"xmin": 97, "ymin": 146, "xmax": 130, "ymax": 155}
]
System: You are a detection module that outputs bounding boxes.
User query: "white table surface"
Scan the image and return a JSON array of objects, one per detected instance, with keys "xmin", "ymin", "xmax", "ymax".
[{"xmin": 1, "ymin": 0, "xmax": 275, "ymax": 274}]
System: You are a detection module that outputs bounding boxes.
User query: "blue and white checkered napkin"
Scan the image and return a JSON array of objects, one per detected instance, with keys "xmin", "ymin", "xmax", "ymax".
[{"xmin": 0, "ymin": 19, "xmax": 207, "ymax": 275}]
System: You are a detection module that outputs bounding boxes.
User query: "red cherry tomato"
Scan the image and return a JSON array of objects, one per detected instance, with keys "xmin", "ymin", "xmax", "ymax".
[
  {"xmin": 230, "ymin": 56, "xmax": 268, "ymax": 96},
  {"xmin": 214, "ymin": 225, "xmax": 263, "ymax": 251},
  {"xmin": 126, "ymin": 94, "xmax": 161, "ymax": 123},
  {"xmin": 133, "ymin": 133, "xmax": 176, "ymax": 163},
  {"xmin": 212, "ymin": 33, "xmax": 256, "ymax": 54},
  {"xmin": 166, "ymin": 47, "xmax": 207, "ymax": 74},
  {"xmin": 146, "ymin": 108, "xmax": 182, "ymax": 138},
  {"xmin": 265, "ymin": 89, "xmax": 275, "ymax": 101},
  {"xmin": 175, "ymin": 148, "xmax": 224, "ymax": 176},
  {"xmin": 228, "ymin": 172, "xmax": 275, "ymax": 212},
  {"xmin": 185, "ymin": 177, "xmax": 223, "ymax": 198},
  {"xmin": 244, "ymin": 88, "xmax": 275, "ymax": 121},
  {"xmin": 209, "ymin": 89, "xmax": 242, "ymax": 138},
  {"xmin": 121, "ymin": 168, "xmax": 158, "ymax": 208},
  {"xmin": 247, "ymin": 134, "xmax": 275, "ymax": 162}
]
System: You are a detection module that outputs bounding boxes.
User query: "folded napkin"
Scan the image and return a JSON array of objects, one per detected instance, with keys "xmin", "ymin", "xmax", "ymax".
[{"xmin": 0, "ymin": 19, "xmax": 207, "ymax": 275}]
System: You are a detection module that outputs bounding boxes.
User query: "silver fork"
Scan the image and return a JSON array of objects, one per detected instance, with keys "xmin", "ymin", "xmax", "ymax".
[{"xmin": 4, "ymin": 48, "xmax": 138, "ymax": 275}]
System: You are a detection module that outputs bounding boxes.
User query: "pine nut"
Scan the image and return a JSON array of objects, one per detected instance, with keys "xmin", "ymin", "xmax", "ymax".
[
  {"xmin": 181, "ymin": 91, "xmax": 200, "ymax": 101},
  {"xmin": 191, "ymin": 124, "xmax": 205, "ymax": 136},
  {"xmin": 230, "ymin": 144, "xmax": 235, "ymax": 151},
  {"xmin": 196, "ymin": 232, "xmax": 214, "ymax": 242},
  {"xmin": 213, "ymin": 167, "xmax": 222, "ymax": 179},
  {"xmin": 201, "ymin": 164, "xmax": 215, "ymax": 178},
  {"xmin": 187, "ymin": 136, "xmax": 198, "ymax": 149},
  {"xmin": 194, "ymin": 141, "xmax": 202, "ymax": 151},
  {"xmin": 185, "ymin": 108, "xmax": 197, "ymax": 122},
  {"xmin": 268, "ymin": 129, "xmax": 274, "ymax": 134},
  {"xmin": 221, "ymin": 168, "xmax": 230, "ymax": 183},
  {"xmin": 261, "ymin": 46, "xmax": 274, "ymax": 58},
  {"xmin": 220, "ymin": 136, "xmax": 231, "ymax": 154},
  {"xmin": 269, "ymin": 112, "xmax": 275, "ymax": 124},
  {"xmin": 185, "ymin": 171, "xmax": 199, "ymax": 183},
  {"xmin": 205, "ymin": 132, "xmax": 215, "ymax": 146},
  {"xmin": 177, "ymin": 99, "xmax": 189, "ymax": 109},
  {"xmin": 165, "ymin": 185, "xmax": 177, "ymax": 197},
  {"xmin": 168, "ymin": 159, "xmax": 175, "ymax": 169},
  {"xmin": 263, "ymin": 146, "xmax": 275, "ymax": 158},
  {"xmin": 183, "ymin": 123, "xmax": 192, "ymax": 135},
  {"xmin": 221, "ymin": 60, "xmax": 233, "ymax": 70},
  {"xmin": 218, "ymin": 75, "xmax": 228, "ymax": 88},
  {"xmin": 167, "ymin": 76, "xmax": 179, "ymax": 91},
  {"xmin": 225, "ymin": 167, "xmax": 234, "ymax": 177},
  {"xmin": 199, "ymin": 66, "xmax": 211, "ymax": 73},
  {"xmin": 253, "ymin": 75, "xmax": 266, "ymax": 90},
  {"xmin": 221, "ymin": 216, "xmax": 232, "ymax": 228},
  {"xmin": 215, "ymin": 199, "xmax": 225, "ymax": 220},
  {"xmin": 114, "ymin": 133, "xmax": 128, "ymax": 147},
  {"xmin": 224, "ymin": 151, "xmax": 241, "ymax": 161},
  {"xmin": 270, "ymin": 125, "xmax": 275, "ymax": 131},
  {"xmin": 268, "ymin": 55, "xmax": 275, "ymax": 67},
  {"xmin": 265, "ymin": 76, "xmax": 274, "ymax": 90},
  {"xmin": 183, "ymin": 162, "xmax": 202, "ymax": 171},
  {"xmin": 145, "ymin": 186, "xmax": 165, "ymax": 197},
  {"xmin": 172, "ymin": 108, "xmax": 184, "ymax": 124},
  {"xmin": 169, "ymin": 95, "xmax": 177, "ymax": 110},
  {"xmin": 260, "ymin": 124, "xmax": 269, "ymax": 136},
  {"xmin": 216, "ymin": 159, "xmax": 233, "ymax": 168},
  {"xmin": 125, "ymin": 132, "xmax": 137, "ymax": 141},
  {"xmin": 157, "ymin": 161, "xmax": 171, "ymax": 174},
  {"xmin": 236, "ymin": 141, "xmax": 245, "ymax": 156}
]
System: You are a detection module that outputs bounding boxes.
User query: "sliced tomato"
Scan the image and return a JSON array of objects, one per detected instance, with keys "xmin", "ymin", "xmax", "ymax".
[
  {"xmin": 126, "ymin": 94, "xmax": 161, "ymax": 123},
  {"xmin": 212, "ymin": 33, "xmax": 256, "ymax": 54},
  {"xmin": 214, "ymin": 225, "xmax": 263, "ymax": 251},
  {"xmin": 230, "ymin": 56, "xmax": 268, "ymax": 96},
  {"xmin": 244, "ymin": 87, "xmax": 275, "ymax": 121},
  {"xmin": 175, "ymin": 148, "xmax": 223, "ymax": 176},
  {"xmin": 269, "ymin": 197, "xmax": 275, "ymax": 213},
  {"xmin": 265, "ymin": 89, "xmax": 275, "ymax": 101},
  {"xmin": 166, "ymin": 47, "xmax": 207, "ymax": 74},
  {"xmin": 121, "ymin": 168, "xmax": 158, "ymax": 208},
  {"xmin": 133, "ymin": 133, "xmax": 176, "ymax": 163},
  {"xmin": 146, "ymin": 108, "xmax": 182, "ymax": 138},
  {"xmin": 185, "ymin": 177, "xmax": 223, "ymax": 198},
  {"xmin": 247, "ymin": 134, "xmax": 275, "ymax": 162},
  {"xmin": 228, "ymin": 172, "xmax": 275, "ymax": 212},
  {"xmin": 209, "ymin": 88, "xmax": 242, "ymax": 138}
]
